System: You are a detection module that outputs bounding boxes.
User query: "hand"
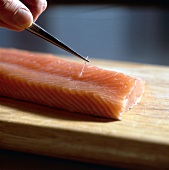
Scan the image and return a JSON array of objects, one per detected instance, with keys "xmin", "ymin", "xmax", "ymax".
[{"xmin": 0, "ymin": 0, "xmax": 47, "ymax": 31}]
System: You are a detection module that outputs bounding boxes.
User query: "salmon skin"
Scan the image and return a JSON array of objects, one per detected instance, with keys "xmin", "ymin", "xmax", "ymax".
[{"xmin": 0, "ymin": 48, "xmax": 144, "ymax": 120}]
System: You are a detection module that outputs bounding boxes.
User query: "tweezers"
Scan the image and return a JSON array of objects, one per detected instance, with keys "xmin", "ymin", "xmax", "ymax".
[{"xmin": 26, "ymin": 22, "xmax": 89, "ymax": 62}]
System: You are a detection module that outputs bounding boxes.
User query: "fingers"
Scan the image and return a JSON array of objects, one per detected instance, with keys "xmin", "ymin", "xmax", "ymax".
[
  {"xmin": 0, "ymin": 0, "xmax": 47, "ymax": 31},
  {"xmin": 21, "ymin": 0, "xmax": 47, "ymax": 21},
  {"xmin": 0, "ymin": 19, "xmax": 23, "ymax": 31},
  {"xmin": 0, "ymin": 0, "xmax": 33, "ymax": 31}
]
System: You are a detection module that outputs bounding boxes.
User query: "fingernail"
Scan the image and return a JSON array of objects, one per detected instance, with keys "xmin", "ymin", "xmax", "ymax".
[
  {"xmin": 13, "ymin": 8, "xmax": 33, "ymax": 29},
  {"xmin": 42, "ymin": 1, "xmax": 47, "ymax": 11}
]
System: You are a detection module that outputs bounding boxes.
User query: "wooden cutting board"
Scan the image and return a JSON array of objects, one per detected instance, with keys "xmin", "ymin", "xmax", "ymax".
[{"xmin": 0, "ymin": 58, "xmax": 169, "ymax": 169}]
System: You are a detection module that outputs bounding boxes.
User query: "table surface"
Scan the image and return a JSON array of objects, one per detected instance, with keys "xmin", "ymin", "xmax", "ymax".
[{"xmin": 0, "ymin": 58, "xmax": 169, "ymax": 169}]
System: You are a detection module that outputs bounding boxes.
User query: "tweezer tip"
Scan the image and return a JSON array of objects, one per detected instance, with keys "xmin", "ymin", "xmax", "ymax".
[
  {"xmin": 76, "ymin": 53, "xmax": 89, "ymax": 63},
  {"xmin": 84, "ymin": 57, "xmax": 89, "ymax": 63},
  {"xmin": 81, "ymin": 55, "xmax": 89, "ymax": 63}
]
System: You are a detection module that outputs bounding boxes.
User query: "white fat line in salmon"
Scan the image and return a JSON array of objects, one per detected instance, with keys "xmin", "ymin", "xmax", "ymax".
[{"xmin": 79, "ymin": 56, "xmax": 89, "ymax": 77}]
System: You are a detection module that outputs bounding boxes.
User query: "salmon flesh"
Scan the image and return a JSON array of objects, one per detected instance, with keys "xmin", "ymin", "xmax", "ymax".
[{"xmin": 0, "ymin": 48, "xmax": 144, "ymax": 119}]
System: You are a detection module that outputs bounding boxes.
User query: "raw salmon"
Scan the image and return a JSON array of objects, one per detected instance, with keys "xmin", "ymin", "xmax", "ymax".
[{"xmin": 0, "ymin": 48, "xmax": 144, "ymax": 119}]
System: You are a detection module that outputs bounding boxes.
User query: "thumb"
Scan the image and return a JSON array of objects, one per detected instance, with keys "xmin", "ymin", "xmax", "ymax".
[{"xmin": 0, "ymin": 0, "xmax": 33, "ymax": 31}]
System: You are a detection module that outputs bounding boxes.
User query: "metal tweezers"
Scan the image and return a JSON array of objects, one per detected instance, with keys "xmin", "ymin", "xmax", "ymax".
[{"xmin": 26, "ymin": 22, "xmax": 89, "ymax": 62}]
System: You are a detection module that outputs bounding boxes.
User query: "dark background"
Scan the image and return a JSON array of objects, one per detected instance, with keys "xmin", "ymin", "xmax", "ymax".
[
  {"xmin": 1, "ymin": 1, "xmax": 169, "ymax": 65},
  {"xmin": 0, "ymin": 1, "xmax": 169, "ymax": 170}
]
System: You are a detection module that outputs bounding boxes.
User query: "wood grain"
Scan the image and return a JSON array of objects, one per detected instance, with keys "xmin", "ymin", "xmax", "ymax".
[{"xmin": 0, "ymin": 58, "xmax": 169, "ymax": 169}]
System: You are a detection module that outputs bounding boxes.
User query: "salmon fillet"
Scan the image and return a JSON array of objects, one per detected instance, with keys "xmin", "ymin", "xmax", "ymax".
[{"xmin": 0, "ymin": 48, "xmax": 144, "ymax": 119}]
